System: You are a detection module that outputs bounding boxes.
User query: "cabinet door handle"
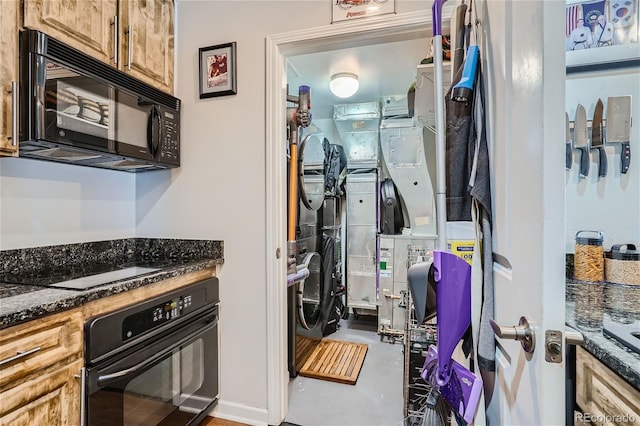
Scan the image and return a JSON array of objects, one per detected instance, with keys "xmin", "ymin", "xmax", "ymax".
[
  {"xmin": 0, "ymin": 346, "xmax": 41, "ymax": 367},
  {"xmin": 74, "ymin": 368, "xmax": 86, "ymax": 426},
  {"xmin": 126, "ymin": 25, "xmax": 132, "ymax": 71},
  {"xmin": 9, "ymin": 81, "xmax": 18, "ymax": 146},
  {"xmin": 111, "ymin": 15, "xmax": 119, "ymax": 65}
]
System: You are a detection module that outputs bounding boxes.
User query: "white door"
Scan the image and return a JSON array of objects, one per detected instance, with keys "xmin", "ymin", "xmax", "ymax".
[{"xmin": 479, "ymin": 1, "xmax": 567, "ymax": 424}]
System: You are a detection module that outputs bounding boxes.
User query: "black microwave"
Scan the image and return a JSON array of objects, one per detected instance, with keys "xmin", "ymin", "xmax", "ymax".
[{"xmin": 18, "ymin": 30, "xmax": 181, "ymax": 172}]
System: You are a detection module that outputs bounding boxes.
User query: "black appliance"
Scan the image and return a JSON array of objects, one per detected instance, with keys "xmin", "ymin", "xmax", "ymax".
[
  {"xmin": 603, "ymin": 323, "xmax": 640, "ymax": 354},
  {"xmin": 0, "ymin": 250, "xmax": 197, "ymax": 291},
  {"xmin": 19, "ymin": 30, "xmax": 180, "ymax": 172},
  {"xmin": 83, "ymin": 278, "xmax": 219, "ymax": 426}
]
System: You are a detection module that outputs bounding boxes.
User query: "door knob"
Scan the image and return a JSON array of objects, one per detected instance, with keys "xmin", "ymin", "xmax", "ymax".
[{"xmin": 490, "ymin": 316, "xmax": 535, "ymax": 353}]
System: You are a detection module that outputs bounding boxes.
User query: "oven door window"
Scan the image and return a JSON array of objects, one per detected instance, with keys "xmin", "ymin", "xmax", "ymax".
[
  {"xmin": 122, "ymin": 340, "xmax": 204, "ymax": 425},
  {"xmin": 88, "ymin": 322, "xmax": 218, "ymax": 426}
]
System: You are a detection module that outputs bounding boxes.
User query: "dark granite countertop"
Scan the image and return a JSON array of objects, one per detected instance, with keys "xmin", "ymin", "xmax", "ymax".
[
  {"xmin": 0, "ymin": 238, "xmax": 223, "ymax": 329},
  {"xmin": 567, "ymin": 279, "xmax": 640, "ymax": 391}
]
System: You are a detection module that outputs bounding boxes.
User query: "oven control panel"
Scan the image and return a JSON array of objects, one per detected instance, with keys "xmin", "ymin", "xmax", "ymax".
[
  {"xmin": 151, "ymin": 295, "xmax": 192, "ymax": 323},
  {"xmin": 122, "ymin": 291, "xmax": 199, "ymax": 341},
  {"xmin": 85, "ymin": 277, "xmax": 219, "ymax": 364}
]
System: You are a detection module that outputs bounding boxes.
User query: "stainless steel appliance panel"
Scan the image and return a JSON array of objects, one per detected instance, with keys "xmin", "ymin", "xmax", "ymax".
[
  {"xmin": 339, "ymin": 131, "xmax": 380, "ymax": 167},
  {"xmin": 346, "ymin": 274, "xmax": 378, "ymax": 309},
  {"xmin": 300, "ymin": 174, "xmax": 325, "ymax": 212},
  {"xmin": 380, "ymin": 118, "xmax": 437, "ymax": 236},
  {"xmin": 378, "ymin": 235, "xmax": 435, "ymax": 336},
  {"xmin": 333, "ymin": 101, "xmax": 380, "ymax": 132},
  {"xmin": 345, "ymin": 172, "xmax": 379, "ymax": 311},
  {"xmin": 414, "ymin": 62, "xmax": 452, "ymax": 128},
  {"xmin": 378, "ymin": 236, "xmax": 396, "ymax": 333},
  {"xmin": 334, "ymin": 101, "xmax": 381, "ymax": 168},
  {"xmin": 346, "ymin": 225, "xmax": 377, "ymax": 257}
]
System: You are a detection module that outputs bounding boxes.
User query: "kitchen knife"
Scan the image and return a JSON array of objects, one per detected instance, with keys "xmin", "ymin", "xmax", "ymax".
[
  {"xmin": 566, "ymin": 112, "xmax": 572, "ymax": 170},
  {"xmin": 605, "ymin": 96, "xmax": 632, "ymax": 174},
  {"xmin": 591, "ymin": 99, "xmax": 607, "ymax": 177},
  {"xmin": 574, "ymin": 104, "xmax": 590, "ymax": 178}
]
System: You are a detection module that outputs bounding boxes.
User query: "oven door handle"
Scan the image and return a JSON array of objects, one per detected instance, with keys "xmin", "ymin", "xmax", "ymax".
[{"xmin": 96, "ymin": 315, "xmax": 217, "ymax": 387}]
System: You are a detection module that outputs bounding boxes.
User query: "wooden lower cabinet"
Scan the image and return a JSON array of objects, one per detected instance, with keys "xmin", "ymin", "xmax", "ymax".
[
  {"xmin": 0, "ymin": 309, "xmax": 83, "ymax": 425},
  {"xmin": 0, "ymin": 359, "xmax": 82, "ymax": 426},
  {"xmin": 576, "ymin": 346, "xmax": 640, "ymax": 425}
]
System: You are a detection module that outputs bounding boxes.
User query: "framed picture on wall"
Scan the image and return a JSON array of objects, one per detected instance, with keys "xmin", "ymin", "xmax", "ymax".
[
  {"xmin": 566, "ymin": 0, "xmax": 640, "ymax": 72},
  {"xmin": 199, "ymin": 42, "xmax": 237, "ymax": 98},
  {"xmin": 331, "ymin": 0, "xmax": 395, "ymax": 24}
]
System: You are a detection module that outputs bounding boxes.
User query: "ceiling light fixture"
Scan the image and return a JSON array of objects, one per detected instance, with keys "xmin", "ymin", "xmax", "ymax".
[{"xmin": 329, "ymin": 72, "xmax": 359, "ymax": 98}]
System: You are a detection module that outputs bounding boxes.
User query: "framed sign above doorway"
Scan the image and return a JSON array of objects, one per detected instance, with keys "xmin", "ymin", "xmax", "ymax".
[{"xmin": 331, "ymin": 0, "xmax": 395, "ymax": 23}]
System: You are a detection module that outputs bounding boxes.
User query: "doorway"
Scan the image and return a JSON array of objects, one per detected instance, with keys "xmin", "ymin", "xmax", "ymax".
[{"xmin": 265, "ymin": 10, "xmax": 437, "ymax": 425}]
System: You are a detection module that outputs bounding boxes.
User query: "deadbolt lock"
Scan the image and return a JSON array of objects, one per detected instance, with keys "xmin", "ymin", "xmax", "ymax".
[
  {"xmin": 545, "ymin": 327, "xmax": 584, "ymax": 364},
  {"xmin": 545, "ymin": 330, "xmax": 563, "ymax": 363}
]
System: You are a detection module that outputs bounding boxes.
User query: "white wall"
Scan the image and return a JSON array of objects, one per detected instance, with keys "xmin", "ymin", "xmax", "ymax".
[
  {"xmin": 565, "ymin": 70, "xmax": 640, "ymax": 252},
  {"xmin": 136, "ymin": 1, "xmax": 427, "ymax": 423},
  {"xmin": 0, "ymin": 158, "xmax": 135, "ymax": 249}
]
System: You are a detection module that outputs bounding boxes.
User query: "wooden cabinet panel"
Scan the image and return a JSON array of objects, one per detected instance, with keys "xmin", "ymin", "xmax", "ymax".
[
  {"xmin": 0, "ymin": 0, "xmax": 20, "ymax": 157},
  {"xmin": 0, "ymin": 309, "xmax": 82, "ymax": 390},
  {"xmin": 0, "ymin": 359, "xmax": 82, "ymax": 425},
  {"xmin": 22, "ymin": 0, "xmax": 174, "ymax": 96},
  {"xmin": 23, "ymin": 0, "xmax": 118, "ymax": 66},
  {"xmin": 119, "ymin": 0, "xmax": 174, "ymax": 93},
  {"xmin": 576, "ymin": 346, "xmax": 640, "ymax": 425}
]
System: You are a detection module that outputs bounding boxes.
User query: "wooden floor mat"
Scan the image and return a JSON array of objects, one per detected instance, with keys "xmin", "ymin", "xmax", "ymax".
[
  {"xmin": 295, "ymin": 334, "xmax": 321, "ymax": 368},
  {"xmin": 299, "ymin": 339, "xmax": 368, "ymax": 385}
]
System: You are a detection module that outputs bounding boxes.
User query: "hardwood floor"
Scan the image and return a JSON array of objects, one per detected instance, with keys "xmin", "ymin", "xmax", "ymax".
[{"xmin": 198, "ymin": 416, "xmax": 248, "ymax": 426}]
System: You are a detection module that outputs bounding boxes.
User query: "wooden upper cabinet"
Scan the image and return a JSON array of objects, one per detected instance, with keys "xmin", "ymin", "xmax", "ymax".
[
  {"xmin": 0, "ymin": 1, "xmax": 20, "ymax": 157},
  {"xmin": 119, "ymin": 0, "xmax": 175, "ymax": 94},
  {"xmin": 23, "ymin": 0, "xmax": 118, "ymax": 65},
  {"xmin": 22, "ymin": 0, "xmax": 175, "ymax": 94}
]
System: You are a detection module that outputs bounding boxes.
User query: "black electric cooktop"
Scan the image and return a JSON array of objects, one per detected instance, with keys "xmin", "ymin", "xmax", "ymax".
[
  {"xmin": 603, "ymin": 323, "xmax": 640, "ymax": 355},
  {"xmin": 1, "ymin": 251, "xmax": 196, "ymax": 291}
]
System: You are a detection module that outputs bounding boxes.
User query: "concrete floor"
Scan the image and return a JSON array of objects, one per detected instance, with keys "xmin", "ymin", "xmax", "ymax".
[{"xmin": 284, "ymin": 314, "xmax": 405, "ymax": 426}]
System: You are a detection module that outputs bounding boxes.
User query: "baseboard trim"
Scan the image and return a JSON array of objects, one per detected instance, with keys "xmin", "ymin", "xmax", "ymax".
[{"xmin": 210, "ymin": 399, "xmax": 269, "ymax": 426}]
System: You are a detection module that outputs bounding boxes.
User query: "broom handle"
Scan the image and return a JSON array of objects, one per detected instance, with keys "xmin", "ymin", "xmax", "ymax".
[{"xmin": 433, "ymin": 0, "xmax": 448, "ymax": 251}]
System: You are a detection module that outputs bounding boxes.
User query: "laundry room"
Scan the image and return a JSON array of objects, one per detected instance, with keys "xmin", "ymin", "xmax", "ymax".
[{"xmin": 282, "ymin": 32, "xmax": 444, "ymax": 425}]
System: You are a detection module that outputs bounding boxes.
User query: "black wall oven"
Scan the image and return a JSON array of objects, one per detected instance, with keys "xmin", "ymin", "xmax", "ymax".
[
  {"xmin": 19, "ymin": 29, "xmax": 181, "ymax": 172},
  {"xmin": 83, "ymin": 278, "xmax": 219, "ymax": 426}
]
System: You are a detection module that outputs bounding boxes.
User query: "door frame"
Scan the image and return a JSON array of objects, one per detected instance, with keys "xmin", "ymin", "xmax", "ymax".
[{"xmin": 265, "ymin": 9, "xmax": 449, "ymax": 424}]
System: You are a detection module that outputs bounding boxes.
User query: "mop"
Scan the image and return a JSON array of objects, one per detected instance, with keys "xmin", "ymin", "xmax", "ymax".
[{"xmin": 412, "ymin": 0, "xmax": 483, "ymax": 424}]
